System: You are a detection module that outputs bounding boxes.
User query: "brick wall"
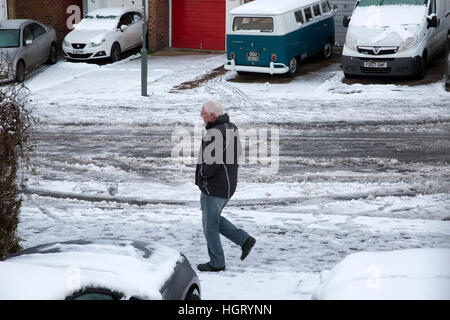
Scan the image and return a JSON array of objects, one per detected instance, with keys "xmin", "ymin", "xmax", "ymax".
[
  {"xmin": 148, "ymin": 0, "xmax": 169, "ymax": 52},
  {"xmin": 7, "ymin": 0, "xmax": 170, "ymax": 53},
  {"xmin": 10, "ymin": 0, "xmax": 66, "ymax": 43}
]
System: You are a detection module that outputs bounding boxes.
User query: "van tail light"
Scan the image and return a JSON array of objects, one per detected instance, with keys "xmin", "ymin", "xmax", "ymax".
[
  {"xmin": 230, "ymin": 52, "xmax": 235, "ymax": 60},
  {"xmin": 271, "ymin": 54, "xmax": 277, "ymax": 61}
]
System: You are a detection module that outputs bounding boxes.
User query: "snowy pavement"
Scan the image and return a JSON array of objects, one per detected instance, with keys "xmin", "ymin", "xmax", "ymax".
[{"xmin": 17, "ymin": 52, "xmax": 450, "ymax": 299}]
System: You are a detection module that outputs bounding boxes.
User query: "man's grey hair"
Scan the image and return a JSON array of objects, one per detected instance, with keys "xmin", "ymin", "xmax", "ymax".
[{"xmin": 203, "ymin": 100, "xmax": 224, "ymax": 117}]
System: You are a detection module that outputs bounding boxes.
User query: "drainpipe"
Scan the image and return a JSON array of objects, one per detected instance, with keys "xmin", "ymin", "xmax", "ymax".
[
  {"xmin": 82, "ymin": 0, "xmax": 88, "ymax": 16},
  {"xmin": 141, "ymin": 0, "xmax": 148, "ymax": 96},
  {"xmin": 169, "ymin": 0, "xmax": 172, "ymax": 48}
]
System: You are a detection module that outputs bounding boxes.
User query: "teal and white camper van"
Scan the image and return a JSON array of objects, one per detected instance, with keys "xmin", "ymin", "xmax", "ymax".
[{"xmin": 224, "ymin": 0, "xmax": 336, "ymax": 76}]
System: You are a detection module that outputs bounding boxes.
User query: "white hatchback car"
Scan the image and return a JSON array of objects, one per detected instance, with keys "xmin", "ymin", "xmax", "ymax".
[{"xmin": 62, "ymin": 8, "xmax": 143, "ymax": 62}]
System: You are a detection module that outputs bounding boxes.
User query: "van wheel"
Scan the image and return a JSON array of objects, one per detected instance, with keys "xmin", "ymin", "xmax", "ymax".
[
  {"xmin": 110, "ymin": 43, "xmax": 121, "ymax": 63},
  {"xmin": 16, "ymin": 60, "xmax": 25, "ymax": 83},
  {"xmin": 287, "ymin": 56, "xmax": 298, "ymax": 77},
  {"xmin": 416, "ymin": 54, "xmax": 427, "ymax": 80},
  {"xmin": 322, "ymin": 41, "xmax": 333, "ymax": 60}
]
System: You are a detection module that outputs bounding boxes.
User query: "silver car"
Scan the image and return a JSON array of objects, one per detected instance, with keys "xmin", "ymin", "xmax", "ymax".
[{"xmin": 0, "ymin": 19, "xmax": 57, "ymax": 83}]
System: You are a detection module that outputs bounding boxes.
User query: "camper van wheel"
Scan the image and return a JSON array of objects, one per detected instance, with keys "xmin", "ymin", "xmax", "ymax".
[
  {"xmin": 322, "ymin": 41, "xmax": 333, "ymax": 60},
  {"xmin": 287, "ymin": 57, "xmax": 298, "ymax": 77}
]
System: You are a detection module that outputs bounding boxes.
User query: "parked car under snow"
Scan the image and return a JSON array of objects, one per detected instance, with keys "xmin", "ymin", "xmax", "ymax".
[
  {"xmin": 62, "ymin": 8, "xmax": 143, "ymax": 63},
  {"xmin": 0, "ymin": 239, "xmax": 201, "ymax": 300},
  {"xmin": 0, "ymin": 19, "xmax": 57, "ymax": 83}
]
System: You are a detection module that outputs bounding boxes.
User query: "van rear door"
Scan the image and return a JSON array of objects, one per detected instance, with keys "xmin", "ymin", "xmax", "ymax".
[{"xmin": 229, "ymin": 16, "xmax": 280, "ymax": 67}]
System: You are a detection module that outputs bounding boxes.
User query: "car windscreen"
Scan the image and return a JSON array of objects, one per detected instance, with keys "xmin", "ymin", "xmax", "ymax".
[
  {"xmin": 232, "ymin": 17, "xmax": 274, "ymax": 32},
  {"xmin": 358, "ymin": 0, "xmax": 427, "ymax": 6},
  {"xmin": 0, "ymin": 29, "xmax": 20, "ymax": 48},
  {"xmin": 75, "ymin": 14, "xmax": 119, "ymax": 31}
]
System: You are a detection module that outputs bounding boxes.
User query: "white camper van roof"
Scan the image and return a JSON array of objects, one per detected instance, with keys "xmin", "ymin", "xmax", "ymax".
[{"xmin": 230, "ymin": 0, "xmax": 321, "ymax": 15}]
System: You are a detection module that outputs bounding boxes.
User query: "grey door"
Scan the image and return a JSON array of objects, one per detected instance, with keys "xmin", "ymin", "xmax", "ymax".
[
  {"xmin": 30, "ymin": 23, "xmax": 48, "ymax": 65},
  {"xmin": 22, "ymin": 24, "xmax": 40, "ymax": 69}
]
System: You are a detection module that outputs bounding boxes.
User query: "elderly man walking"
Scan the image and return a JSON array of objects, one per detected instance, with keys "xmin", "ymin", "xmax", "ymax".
[{"xmin": 195, "ymin": 100, "xmax": 256, "ymax": 272}]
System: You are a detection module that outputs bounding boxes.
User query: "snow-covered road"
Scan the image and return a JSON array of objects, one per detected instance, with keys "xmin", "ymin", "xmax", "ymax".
[{"xmin": 18, "ymin": 53, "xmax": 450, "ymax": 299}]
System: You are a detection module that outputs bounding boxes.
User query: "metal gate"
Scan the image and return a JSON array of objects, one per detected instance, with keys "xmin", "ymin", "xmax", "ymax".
[{"xmin": 329, "ymin": 0, "xmax": 356, "ymax": 46}]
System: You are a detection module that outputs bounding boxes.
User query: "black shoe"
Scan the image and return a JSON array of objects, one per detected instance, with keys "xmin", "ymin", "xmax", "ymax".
[
  {"xmin": 241, "ymin": 236, "xmax": 256, "ymax": 261},
  {"xmin": 197, "ymin": 262, "xmax": 225, "ymax": 272}
]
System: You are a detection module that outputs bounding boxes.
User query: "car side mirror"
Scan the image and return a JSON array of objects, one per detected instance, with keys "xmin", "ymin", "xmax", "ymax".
[
  {"xmin": 427, "ymin": 14, "xmax": 438, "ymax": 28},
  {"xmin": 25, "ymin": 39, "xmax": 33, "ymax": 46},
  {"xmin": 120, "ymin": 25, "xmax": 128, "ymax": 32},
  {"xmin": 333, "ymin": 4, "xmax": 338, "ymax": 13},
  {"xmin": 343, "ymin": 15, "xmax": 350, "ymax": 28}
]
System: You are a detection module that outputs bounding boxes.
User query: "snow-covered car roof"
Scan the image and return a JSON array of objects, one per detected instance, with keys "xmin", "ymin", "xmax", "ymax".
[
  {"xmin": 313, "ymin": 248, "xmax": 450, "ymax": 300},
  {"xmin": 0, "ymin": 19, "xmax": 43, "ymax": 29},
  {"xmin": 0, "ymin": 239, "xmax": 182, "ymax": 300},
  {"xmin": 230, "ymin": 0, "xmax": 322, "ymax": 16},
  {"xmin": 87, "ymin": 7, "xmax": 138, "ymax": 18}
]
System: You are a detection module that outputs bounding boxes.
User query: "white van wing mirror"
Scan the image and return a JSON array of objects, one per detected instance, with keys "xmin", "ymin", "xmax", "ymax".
[
  {"xmin": 427, "ymin": 14, "xmax": 438, "ymax": 29},
  {"xmin": 120, "ymin": 25, "xmax": 128, "ymax": 32},
  {"xmin": 343, "ymin": 16, "xmax": 350, "ymax": 28},
  {"xmin": 25, "ymin": 39, "xmax": 33, "ymax": 46}
]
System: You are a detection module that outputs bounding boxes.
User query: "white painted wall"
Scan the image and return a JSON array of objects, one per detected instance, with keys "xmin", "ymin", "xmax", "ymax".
[
  {"xmin": 87, "ymin": 0, "xmax": 141, "ymax": 13},
  {"xmin": 226, "ymin": 0, "xmax": 244, "ymax": 50},
  {"xmin": 0, "ymin": 0, "xmax": 8, "ymax": 21}
]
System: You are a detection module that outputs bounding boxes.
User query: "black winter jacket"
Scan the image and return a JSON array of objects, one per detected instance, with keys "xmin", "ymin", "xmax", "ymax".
[{"xmin": 195, "ymin": 114, "xmax": 241, "ymax": 199}]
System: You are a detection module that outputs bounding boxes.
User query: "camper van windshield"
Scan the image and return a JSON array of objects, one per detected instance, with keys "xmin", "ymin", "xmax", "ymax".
[
  {"xmin": 233, "ymin": 17, "xmax": 274, "ymax": 32},
  {"xmin": 358, "ymin": 0, "xmax": 427, "ymax": 6}
]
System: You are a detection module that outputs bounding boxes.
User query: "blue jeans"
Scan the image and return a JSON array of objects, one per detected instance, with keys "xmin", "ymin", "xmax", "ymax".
[{"xmin": 200, "ymin": 192, "xmax": 249, "ymax": 268}]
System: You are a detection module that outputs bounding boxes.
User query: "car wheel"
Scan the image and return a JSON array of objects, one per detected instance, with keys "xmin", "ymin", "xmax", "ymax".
[
  {"xmin": 47, "ymin": 44, "xmax": 57, "ymax": 65},
  {"xmin": 16, "ymin": 60, "xmax": 25, "ymax": 83},
  {"xmin": 322, "ymin": 41, "xmax": 333, "ymax": 60},
  {"xmin": 110, "ymin": 43, "xmax": 121, "ymax": 63},
  {"xmin": 416, "ymin": 54, "xmax": 427, "ymax": 80},
  {"xmin": 287, "ymin": 56, "xmax": 298, "ymax": 77},
  {"xmin": 185, "ymin": 287, "xmax": 201, "ymax": 300}
]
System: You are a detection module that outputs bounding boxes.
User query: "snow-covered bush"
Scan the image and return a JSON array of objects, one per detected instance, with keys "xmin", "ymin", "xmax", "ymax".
[{"xmin": 0, "ymin": 54, "xmax": 37, "ymax": 258}]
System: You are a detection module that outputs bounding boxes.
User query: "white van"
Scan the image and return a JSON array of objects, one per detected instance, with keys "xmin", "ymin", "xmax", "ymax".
[{"xmin": 342, "ymin": 0, "xmax": 450, "ymax": 79}]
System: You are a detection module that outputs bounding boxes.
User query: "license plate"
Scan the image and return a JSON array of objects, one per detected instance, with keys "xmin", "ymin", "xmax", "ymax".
[
  {"xmin": 364, "ymin": 61, "xmax": 387, "ymax": 68},
  {"xmin": 247, "ymin": 51, "xmax": 259, "ymax": 62},
  {"xmin": 74, "ymin": 49, "xmax": 85, "ymax": 54}
]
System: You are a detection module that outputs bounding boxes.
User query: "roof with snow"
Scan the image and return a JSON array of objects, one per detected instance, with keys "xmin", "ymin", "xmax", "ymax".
[
  {"xmin": 87, "ymin": 7, "xmax": 137, "ymax": 18},
  {"xmin": 230, "ymin": 0, "xmax": 322, "ymax": 15},
  {"xmin": 313, "ymin": 248, "xmax": 450, "ymax": 300},
  {"xmin": 0, "ymin": 239, "xmax": 182, "ymax": 300}
]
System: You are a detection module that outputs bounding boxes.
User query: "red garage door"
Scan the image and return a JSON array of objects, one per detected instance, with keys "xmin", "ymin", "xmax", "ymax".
[{"xmin": 172, "ymin": 0, "xmax": 225, "ymax": 50}]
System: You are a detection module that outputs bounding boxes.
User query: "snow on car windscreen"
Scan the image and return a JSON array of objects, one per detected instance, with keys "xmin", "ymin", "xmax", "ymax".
[
  {"xmin": 358, "ymin": 0, "xmax": 427, "ymax": 6},
  {"xmin": 75, "ymin": 15, "xmax": 119, "ymax": 31},
  {"xmin": 0, "ymin": 30, "xmax": 20, "ymax": 48},
  {"xmin": 233, "ymin": 17, "xmax": 274, "ymax": 32}
]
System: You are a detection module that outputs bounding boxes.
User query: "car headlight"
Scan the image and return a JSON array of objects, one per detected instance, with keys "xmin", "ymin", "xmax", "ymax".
[
  {"xmin": 90, "ymin": 39, "xmax": 106, "ymax": 47},
  {"xmin": 399, "ymin": 35, "xmax": 418, "ymax": 51},
  {"xmin": 346, "ymin": 34, "xmax": 357, "ymax": 51},
  {"xmin": 63, "ymin": 39, "xmax": 70, "ymax": 47}
]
